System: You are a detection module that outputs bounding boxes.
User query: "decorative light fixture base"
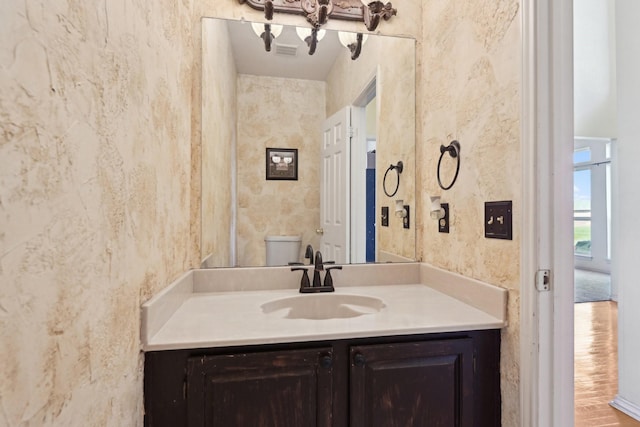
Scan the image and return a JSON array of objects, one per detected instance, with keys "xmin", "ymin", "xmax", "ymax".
[{"xmin": 238, "ymin": 0, "xmax": 396, "ymax": 31}]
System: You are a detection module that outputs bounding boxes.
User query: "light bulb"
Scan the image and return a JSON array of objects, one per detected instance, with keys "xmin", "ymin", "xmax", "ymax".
[{"xmin": 270, "ymin": 24, "xmax": 283, "ymax": 38}]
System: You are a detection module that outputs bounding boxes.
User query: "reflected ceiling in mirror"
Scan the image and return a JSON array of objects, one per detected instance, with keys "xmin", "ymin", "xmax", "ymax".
[
  {"xmin": 201, "ymin": 17, "xmax": 416, "ymax": 268},
  {"xmin": 229, "ymin": 21, "xmax": 342, "ymax": 80}
]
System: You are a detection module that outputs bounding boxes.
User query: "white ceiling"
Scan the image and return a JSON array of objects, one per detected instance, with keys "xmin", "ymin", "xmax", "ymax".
[{"xmin": 227, "ymin": 19, "xmax": 345, "ymax": 82}]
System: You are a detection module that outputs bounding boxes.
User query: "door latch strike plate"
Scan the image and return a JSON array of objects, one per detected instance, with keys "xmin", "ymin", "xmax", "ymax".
[{"xmin": 536, "ymin": 269, "xmax": 551, "ymax": 292}]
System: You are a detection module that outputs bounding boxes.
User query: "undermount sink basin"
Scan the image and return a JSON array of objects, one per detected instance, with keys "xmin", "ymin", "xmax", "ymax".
[{"xmin": 260, "ymin": 293, "xmax": 386, "ymax": 320}]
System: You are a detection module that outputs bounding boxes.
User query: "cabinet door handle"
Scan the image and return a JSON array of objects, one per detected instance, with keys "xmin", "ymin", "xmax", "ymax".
[
  {"xmin": 320, "ymin": 354, "xmax": 333, "ymax": 369},
  {"xmin": 353, "ymin": 353, "xmax": 366, "ymax": 367}
]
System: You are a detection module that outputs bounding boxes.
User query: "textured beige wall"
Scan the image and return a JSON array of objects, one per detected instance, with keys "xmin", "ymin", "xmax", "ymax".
[
  {"xmin": 0, "ymin": 0, "xmax": 524, "ymax": 424},
  {"xmin": 201, "ymin": 19, "xmax": 236, "ymax": 267},
  {"xmin": 418, "ymin": 2, "xmax": 521, "ymax": 425},
  {"xmin": 326, "ymin": 35, "xmax": 417, "ymax": 261},
  {"xmin": 0, "ymin": 0, "xmax": 194, "ymax": 425},
  {"xmin": 236, "ymin": 75, "xmax": 325, "ymax": 266}
]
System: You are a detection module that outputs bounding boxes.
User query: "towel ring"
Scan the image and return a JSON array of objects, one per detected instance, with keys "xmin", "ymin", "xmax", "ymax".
[
  {"xmin": 383, "ymin": 161, "xmax": 403, "ymax": 197},
  {"xmin": 437, "ymin": 140, "xmax": 461, "ymax": 190}
]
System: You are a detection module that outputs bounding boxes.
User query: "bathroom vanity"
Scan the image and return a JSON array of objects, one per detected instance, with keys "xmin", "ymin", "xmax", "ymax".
[{"xmin": 141, "ymin": 263, "xmax": 507, "ymax": 426}]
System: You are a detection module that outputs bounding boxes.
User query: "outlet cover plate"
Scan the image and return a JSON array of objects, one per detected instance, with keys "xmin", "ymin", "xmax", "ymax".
[
  {"xmin": 403, "ymin": 205, "xmax": 410, "ymax": 229},
  {"xmin": 484, "ymin": 201, "xmax": 512, "ymax": 240},
  {"xmin": 439, "ymin": 203, "xmax": 449, "ymax": 233}
]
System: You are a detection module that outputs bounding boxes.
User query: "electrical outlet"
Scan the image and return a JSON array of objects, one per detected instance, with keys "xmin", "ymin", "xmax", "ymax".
[
  {"xmin": 403, "ymin": 205, "xmax": 410, "ymax": 229},
  {"xmin": 484, "ymin": 201, "xmax": 512, "ymax": 240},
  {"xmin": 438, "ymin": 203, "xmax": 449, "ymax": 233},
  {"xmin": 381, "ymin": 206, "xmax": 389, "ymax": 227}
]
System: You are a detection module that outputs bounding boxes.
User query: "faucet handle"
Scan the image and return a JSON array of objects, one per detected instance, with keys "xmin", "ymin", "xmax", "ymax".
[
  {"xmin": 291, "ymin": 267, "xmax": 311, "ymax": 290},
  {"xmin": 324, "ymin": 265, "xmax": 342, "ymax": 290}
]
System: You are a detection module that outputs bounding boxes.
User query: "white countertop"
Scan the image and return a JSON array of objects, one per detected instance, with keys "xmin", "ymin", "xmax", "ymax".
[
  {"xmin": 144, "ymin": 284, "xmax": 503, "ymax": 351},
  {"xmin": 141, "ymin": 263, "xmax": 508, "ymax": 352}
]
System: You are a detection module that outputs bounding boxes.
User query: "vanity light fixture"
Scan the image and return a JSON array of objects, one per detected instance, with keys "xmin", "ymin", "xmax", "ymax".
[
  {"xmin": 338, "ymin": 31, "xmax": 368, "ymax": 60},
  {"xmin": 296, "ymin": 27, "xmax": 326, "ymax": 55},
  {"xmin": 251, "ymin": 22, "xmax": 284, "ymax": 52},
  {"xmin": 238, "ymin": 0, "xmax": 397, "ymax": 33},
  {"xmin": 302, "ymin": 0, "xmax": 333, "ymax": 27},
  {"xmin": 360, "ymin": 0, "xmax": 397, "ymax": 32}
]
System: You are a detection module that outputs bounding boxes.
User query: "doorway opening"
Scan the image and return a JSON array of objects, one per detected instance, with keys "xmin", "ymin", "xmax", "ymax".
[
  {"xmin": 350, "ymin": 75, "xmax": 377, "ymax": 264},
  {"xmin": 320, "ymin": 76, "xmax": 377, "ymax": 265},
  {"xmin": 572, "ymin": 2, "xmax": 640, "ymax": 424}
]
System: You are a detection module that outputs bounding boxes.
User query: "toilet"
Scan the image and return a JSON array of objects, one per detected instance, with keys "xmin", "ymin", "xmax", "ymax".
[{"xmin": 264, "ymin": 235, "xmax": 302, "ymax": 266}]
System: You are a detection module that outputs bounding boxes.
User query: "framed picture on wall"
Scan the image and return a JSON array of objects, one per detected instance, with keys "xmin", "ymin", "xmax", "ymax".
[{"xmin": 266, "ymin": 148, "xmax": 298, "ymax": 180}]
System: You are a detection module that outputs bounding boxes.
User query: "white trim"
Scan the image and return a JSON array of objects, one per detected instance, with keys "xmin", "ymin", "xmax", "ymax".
[
  {"xmin": 520, "ymin": 0, "xmax": 539, "ymax": 425},
  {"xmin": 230, "ymin": 99, "xmax": 238, "ymax": 267},
  {"xmin": 521, "ymin": 0, "xmax": 575, "ymax": 425},
  {"xmin": 350, "ymin": 105, "xmax": 367, "ymax": 264},
  {"xmin": 350, "ymin": 73, "xmax": 377, "ymax": 264},
  {"xmin": 548, "ymin": 0, "xmax": 576, "ymax": 422},
  {"xmin": 549, "ymin": 2, "xmax": 576, "ymax": 425},
  {"xmin": 611, "ymin": 395, "xmax": 640, "ymax": 421}
]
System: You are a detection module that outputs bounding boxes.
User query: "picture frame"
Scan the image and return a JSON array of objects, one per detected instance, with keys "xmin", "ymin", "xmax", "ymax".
[{"xmin": 266, "ymin": 148, "xmax": 298, "ymax": 180}]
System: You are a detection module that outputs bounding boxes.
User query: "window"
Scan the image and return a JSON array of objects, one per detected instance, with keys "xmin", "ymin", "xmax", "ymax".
[
  {"xmin": 573, "ymin": 167, "xmax": 591, "ymax": 256},
  {"xmin": 573, "ymin": 137, "xmax": 613, "ymax": 273}
]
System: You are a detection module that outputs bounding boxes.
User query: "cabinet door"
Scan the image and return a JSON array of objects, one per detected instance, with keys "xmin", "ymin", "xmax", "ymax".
[
  {"xmin": 186, "ymin": 347, "xmax": 333, "ymax": 427},
  {"xmin": 350, "ymin": 339, "xmax": 474, "ymax": 427}
]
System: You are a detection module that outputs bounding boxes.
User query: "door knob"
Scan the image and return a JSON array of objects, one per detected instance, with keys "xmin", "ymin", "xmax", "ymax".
[{"xmin": 316, "ymin": 228, "xmax": 324, "ymax": 235}]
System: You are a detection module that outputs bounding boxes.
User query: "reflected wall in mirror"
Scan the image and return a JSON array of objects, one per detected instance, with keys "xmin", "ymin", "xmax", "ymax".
[{"xmin": 201, "ymin": 17, "xmax": 415, "ymax": 268}]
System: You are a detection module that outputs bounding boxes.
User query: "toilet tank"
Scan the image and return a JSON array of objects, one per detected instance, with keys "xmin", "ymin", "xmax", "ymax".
[{"xmin": 264, "ymin": 235, "xmax": 302, "ymax": 266}]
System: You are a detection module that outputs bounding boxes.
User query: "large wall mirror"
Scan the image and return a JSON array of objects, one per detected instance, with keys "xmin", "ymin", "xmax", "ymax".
[{"xmin": 201, "ymin": 16, "xmax": 416, "ymax": 268}]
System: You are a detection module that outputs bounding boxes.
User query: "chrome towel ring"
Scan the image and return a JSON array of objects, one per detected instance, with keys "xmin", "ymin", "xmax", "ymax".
[
  {"xmin": 437, "ymin": 140, "xmax": 461, "ymax": 190},
  {"xmin": 383, "ymin": 161, "xmax": 403, "ymax": 197}
]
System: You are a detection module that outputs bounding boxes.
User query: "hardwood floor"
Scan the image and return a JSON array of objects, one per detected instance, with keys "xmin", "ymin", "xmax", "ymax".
[{"xmin": 575, "ymin": 301, "xmax": 640, "ymax": 426}]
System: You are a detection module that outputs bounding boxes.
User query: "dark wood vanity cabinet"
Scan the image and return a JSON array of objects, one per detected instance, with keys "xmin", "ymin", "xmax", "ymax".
[
  {"xmin": 349, "ymin": 339, "xmax": 475, "ymax": 427},
  {"xmin": 186, "ymin": 347, "xmax": 334, "ymax": 427},
  {"xmin": 144, "ymin": 330, "xmax": 501, "ymax": 427}
]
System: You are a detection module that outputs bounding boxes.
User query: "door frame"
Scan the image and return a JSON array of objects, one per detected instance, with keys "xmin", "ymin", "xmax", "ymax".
[
  {"xmin": 521, "ymin": 0, "xmax": 575, "ymax": 425},
  {"xmin": 350, "ymin": 72, "xmax": 378, "ymax": 264}
]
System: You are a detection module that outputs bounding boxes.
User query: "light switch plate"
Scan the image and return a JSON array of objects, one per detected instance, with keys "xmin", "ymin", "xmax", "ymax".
[
  {"xmin": 381, "ymin": 206, "xmax": 389, "ymax": 227},
  {"xmin": 484, "ymin": 201, "xmax": 512, "ymax": 240}
]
